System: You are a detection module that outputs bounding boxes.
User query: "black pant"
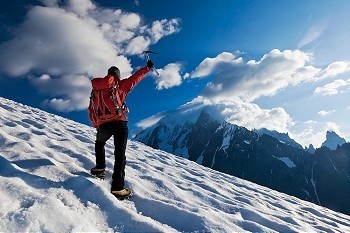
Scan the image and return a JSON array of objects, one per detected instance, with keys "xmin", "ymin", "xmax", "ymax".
[{"xmin": 95, "ymin": 120, "xmax": 128, "ymax": 191}]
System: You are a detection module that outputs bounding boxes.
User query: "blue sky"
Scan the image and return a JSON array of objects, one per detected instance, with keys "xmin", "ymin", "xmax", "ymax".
[{"xmin": 1, "ymin": 0, "xmax": 350, "ymax": 147}]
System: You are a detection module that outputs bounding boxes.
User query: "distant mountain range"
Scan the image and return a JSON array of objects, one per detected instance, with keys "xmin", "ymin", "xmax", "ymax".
[{"xmin": 134, "ymin": 109, "xmax": 350, "ymax": 216}]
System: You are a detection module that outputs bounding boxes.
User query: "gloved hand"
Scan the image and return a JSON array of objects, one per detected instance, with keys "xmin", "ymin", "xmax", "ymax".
[{"xmin": 147, "ymin": 60, "xmax": 154, "ymax": 68}]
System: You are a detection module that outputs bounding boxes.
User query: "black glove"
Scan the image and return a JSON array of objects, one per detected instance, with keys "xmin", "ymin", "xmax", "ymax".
[{"xmin": 147, "ymin": 60, "xmax": 154, "ymax": 68}]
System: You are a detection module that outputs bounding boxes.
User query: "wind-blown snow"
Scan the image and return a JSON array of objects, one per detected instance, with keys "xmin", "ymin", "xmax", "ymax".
[{"xmin": 1, "ymin": 97, "xmax": 350, "ymax": 232}]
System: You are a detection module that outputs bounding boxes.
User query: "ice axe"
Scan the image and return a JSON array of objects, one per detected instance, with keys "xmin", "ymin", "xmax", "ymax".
[{"xmin": 143, "ymin": 50, "xmax": 160, "ymax": 77}]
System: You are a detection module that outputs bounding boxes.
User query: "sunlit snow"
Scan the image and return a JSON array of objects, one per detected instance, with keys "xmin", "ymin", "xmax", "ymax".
[{"xmin": 1, "ymin": 97, "xmax": 350, "ymax": 232}]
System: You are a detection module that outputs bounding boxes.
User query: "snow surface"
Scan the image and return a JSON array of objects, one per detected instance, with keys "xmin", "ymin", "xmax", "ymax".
[
  {"xmin": 1, "ymin": 97, "xmax": 350, "ymax": 232},
  {"xmin": 276, "ymin": 157, "xmax": 296, "ymax": 168}
]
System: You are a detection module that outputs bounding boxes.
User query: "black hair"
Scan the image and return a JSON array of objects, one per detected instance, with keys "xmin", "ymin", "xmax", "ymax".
[{"xmin": 108, "ymin": 66, "xmax": 120, "ymax": 77}]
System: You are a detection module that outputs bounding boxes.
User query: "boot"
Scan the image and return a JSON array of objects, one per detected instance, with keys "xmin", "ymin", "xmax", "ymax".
[
  {"xmin": 111, "ymin": 188, "xmax": 133, "ymax": 200},
  {"xmin": 90, "ymin": 167, "xmax": 105, "ymax": 179}
]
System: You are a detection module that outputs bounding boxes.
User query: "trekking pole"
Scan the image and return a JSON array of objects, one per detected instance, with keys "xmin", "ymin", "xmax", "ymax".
[{"xmin": 143, "ymin": 50, "xmax": 160, "ymax": 77}]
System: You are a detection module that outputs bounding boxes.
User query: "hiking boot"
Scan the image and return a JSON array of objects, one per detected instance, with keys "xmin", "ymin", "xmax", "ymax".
[
  {"xmin": 111, "ymin": 188, "xmax": 133, "ymax": 200},
  {"xmin": 90, "ymin": 167, "xmax": 105, "ymax": 179}
]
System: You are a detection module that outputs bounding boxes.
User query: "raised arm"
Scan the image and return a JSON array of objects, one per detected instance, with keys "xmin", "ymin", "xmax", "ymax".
[{"xmin": 119, "ymin": 66, "xmax": 150, "ymax": 93}]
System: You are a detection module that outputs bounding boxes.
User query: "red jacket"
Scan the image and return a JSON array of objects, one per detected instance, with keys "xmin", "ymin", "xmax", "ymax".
[{"xmin": 88, "ymin": 66, "xmax": 150, "ymax": 127}]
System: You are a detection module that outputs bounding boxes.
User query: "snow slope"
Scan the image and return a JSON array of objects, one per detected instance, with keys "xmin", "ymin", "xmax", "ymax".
[{"xmin": 1, "ymin": 97, "xmax": 350, "ymax": 232}]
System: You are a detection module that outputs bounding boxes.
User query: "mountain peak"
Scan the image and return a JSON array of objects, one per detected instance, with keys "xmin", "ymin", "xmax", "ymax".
[
  {"xmin": 196, "ymin": 109, "xmax": 217, "ymax": 123},
  {"xmin": 306, "ymin": 144, "xmax": 316, "ymax": 154},
  {"xmin": 321, "ymin": 131, "xmax": 346, "ymax": 150},
  {"xmin": 253, "ymin": 128, "xmax": 303, "ymax": 150}
]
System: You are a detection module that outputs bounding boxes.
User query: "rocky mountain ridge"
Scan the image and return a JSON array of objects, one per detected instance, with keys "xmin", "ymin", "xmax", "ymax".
[{"xmin": 134, "ymin": 110, "xmax": 350, "ymax": 216}]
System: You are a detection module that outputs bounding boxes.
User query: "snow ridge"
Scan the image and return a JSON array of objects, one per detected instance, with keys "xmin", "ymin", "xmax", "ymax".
[{"xmin": 1, "ymin": 97, "xmax": 350, "ymax": 232}]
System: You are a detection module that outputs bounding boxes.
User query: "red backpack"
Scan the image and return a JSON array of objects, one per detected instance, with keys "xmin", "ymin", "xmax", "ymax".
[{"xmin": 88, "ymin": 76, "xmax": 125, "ymax": 128}]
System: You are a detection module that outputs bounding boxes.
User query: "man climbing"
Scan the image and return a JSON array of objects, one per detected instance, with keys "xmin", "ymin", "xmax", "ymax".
[{"xmin": 88, "ymin": 59, "xmax": 154, "ymax": 200}]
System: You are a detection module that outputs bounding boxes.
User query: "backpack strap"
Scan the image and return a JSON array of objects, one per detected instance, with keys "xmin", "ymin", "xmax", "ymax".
[
  {"xmin": 112, "ymin": 84, "xmax": 127, "ymax": 120},
  {"xmin": 113, "ymin": 85, "xmax": 123, "ymax": 108}
]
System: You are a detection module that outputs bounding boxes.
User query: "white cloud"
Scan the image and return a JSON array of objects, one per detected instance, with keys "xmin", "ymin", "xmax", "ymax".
[
  {"xmin": 126, "ymin": 36, "xmax": 151, "ymax": 55},
  {"xmin": 191, "ymin": 52, "xmax": 241, "ymax": 78},
  {"xmin": 298, "ymin": 24, "xmax": 326, "ymax": 49},
  {"xmin": 219, "ymin": 98, "xmax": 293, "ymax": 133},
  {"xmin": 314, "ymin": 79, "xmax": 350, "ymax": 96},
  {"xmin": 119, "ymin": 13, "xmax": 141, "ymax": 30},
  {"xmin": 0, "ymin": 6, "xmax": 124, "ymax": 77},
  {"xmin": 190, "ymin": 50, "xmax": 350, "ymax": 103},
  {"xmin": 68, "ymin": 0, "xmax": 95, "ymax": 16},
  {"xmin": 318, "ymin": 61, "xmax": 350, "ymax": 79},
  {"xmin": 290, "ymin": 121, "xmax": 341, "ymax": 148},
  {"xmin": 149, "ymin": 19, "xmax": 181, "ymax": 43},
  {"xmin": 42, "ymin": 98, "xmax": 76, "ymax": 112},
  {"xmin": 0, "ymin": 0, "xmax": 180, "ymax": 112},
  {"xmin": 178, "ymin": 96, "xmax": 293, "ymax": 134},
  {"xmin": 193, "ymin": 49, "xmax": 318, "ymax": 102},
  {"xmin": 31, "ymin": 74, "xmax": 91, "ymax": 112},
  {"xmin": 136, "ymin": 112, "xmax": 166, "ymax": 129},
  {"xmin": 318, "ymin": 110, "xmax": 336, "ymax": 117},
  {"xmin": 155, "ymin": 63, "xmax": 183, "ymax": 90}
]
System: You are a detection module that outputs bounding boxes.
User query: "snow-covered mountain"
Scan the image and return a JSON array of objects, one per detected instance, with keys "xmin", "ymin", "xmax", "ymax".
[
  {"xmin": 134, "ymin": 106, "xmax": 305, "ymax": 159},
  {"xmin": 134, "ymin": 109, "xmax": 350, "ymax": 216},
  {"xmin": 1, "ymin": 97, "xmax": 350, "ymax": 232},
  {"xmin": 321, "ymin": 131, "xmax": 347, "ymax": 150}
]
